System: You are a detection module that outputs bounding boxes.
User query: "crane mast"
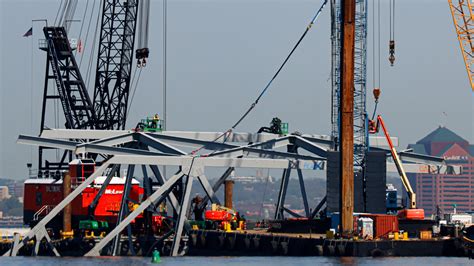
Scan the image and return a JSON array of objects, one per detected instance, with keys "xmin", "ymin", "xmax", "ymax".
[
  {"xmin": 448, "ymin": 0, "xmax": 474, "ymax": 91},
  {"xmin": 331, "ymin": 0, "xmax": 368, "ymax": 172}
]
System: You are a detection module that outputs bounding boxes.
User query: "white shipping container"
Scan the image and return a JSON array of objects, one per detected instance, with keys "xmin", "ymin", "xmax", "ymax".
[
  {"xmin": 450, "ymin": 214, "xmax": 472, "ymax": 225},
  {"xmin": 357, "ymin": 217, "xmax": 373, "ymax": 239}
]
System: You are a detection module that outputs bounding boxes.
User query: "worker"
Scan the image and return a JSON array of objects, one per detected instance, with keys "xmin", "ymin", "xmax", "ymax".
[{"xmin": 191, "ymin": 195, "xmax": 206, "ymax": 221}]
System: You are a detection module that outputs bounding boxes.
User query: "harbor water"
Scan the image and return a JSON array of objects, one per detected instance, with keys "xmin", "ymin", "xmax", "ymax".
[{"xmin": 0, "ymin": 256, "xmax": 471, "ymax": 266}]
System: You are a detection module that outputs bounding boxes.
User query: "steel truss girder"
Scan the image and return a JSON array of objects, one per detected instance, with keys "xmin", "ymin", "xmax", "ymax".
[
  {"xmin": 136, "ymin": 133, "xmax": 187, "ymax": 155},
  {"xmin": 18, "ymin": 135, "xmax": 172, "ymax": 157},
  {"xmin": 86, "ymin": 171, "xmax": 186, "ymax": 256},
  {"xmin": 39, "ymin": 129, "xmax": 294, "ymax": 142},
  {"xmin": 198, "ymin": 167, "xmax": 234, "ymax": 209},
  {"xmin": 36, "ymin": 131, "xmax": 325, "ymax": 162},
  {"xmin": 3, "ymin": 162, "xmax": 112, "ymax": 256},
  {"xmin": 273, "ymin": 144, "xmax": 314, "ymax": 219},
  {"xmin": 89, "ymin": 164, "xmax": 121, "ymax": 216},
  {"xmin": 18, "ymin": 135, "xmax": 325, "ymax": 169},
  {"xmin": 274, "ymin": 167, "xmax": 292, "ymax": 220},
  {"xmin": 22, "ymin": 165, "xmax": 304, "ymax": 256},
  {"xmin": 296, "ymin": 169, "xmax": 310, "ymax": 217},
  {"xmin": 149, "ymin": 165, "xmax": 180, "ymax": 212},
  {"xmin": 11, "ymin": 128, "xmax": 447, "ymax": 257},
  {"xmin": 310, "ymin": 195, "xmax": 327, "ymax": 219},
  {"xmin": 112, "ymin": 164, "xmax": 135, "ymax": 256},
  {"xmin": 170, "ymin": 174, "xmax": 194, "ymax": 256}
]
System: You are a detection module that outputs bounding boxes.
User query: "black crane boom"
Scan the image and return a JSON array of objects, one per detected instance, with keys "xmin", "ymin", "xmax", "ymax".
[{"xmin": 92, "ymin": 0, "xmax": 139, "ymax": 130}]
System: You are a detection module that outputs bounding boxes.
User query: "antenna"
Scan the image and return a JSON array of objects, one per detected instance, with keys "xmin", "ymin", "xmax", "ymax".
[{"xmin": 440, "ymin": 111, "xmax": 448, "ymax": 128}]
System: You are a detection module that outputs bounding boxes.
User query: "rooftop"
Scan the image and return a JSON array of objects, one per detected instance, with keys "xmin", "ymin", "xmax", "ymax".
[{"xmin": 417, "ymin": 126, "xmax": 468, "ymax": 145}]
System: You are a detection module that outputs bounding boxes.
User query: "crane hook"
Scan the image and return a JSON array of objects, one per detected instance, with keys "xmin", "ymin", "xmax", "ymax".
[{"xmin": 389, "ymin": 40, "xmax": 395, "ymax": 66}]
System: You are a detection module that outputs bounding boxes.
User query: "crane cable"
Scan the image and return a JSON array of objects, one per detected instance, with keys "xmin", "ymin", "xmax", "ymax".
[
  {"xmin": 74, "ymin": 0, "xmax": 90, "ymax": 57},
  {"xmin": 54, "ymin": 0, "xmax": 65, "ymax": 26},
  {"xmin": 371, "ymin": 0, "xmax": 382, "ymax": 120},
  {"xmin": 79, "ymin": 0, "xmax": 98, "ymax": 68},
  {"xmin": 85, "ymin": 0, "xmax": 102, "ymax": 91},
  {"xmin": 190, "ymin": 0, "xmax": 329, "ymax": 155},
  {"xmin": 127, "ymin": 67, "xmax": 143, "ymax": 118},
  {"xmin": 378, "ymin": 0, "xmax": 381, "ymax": 88}
]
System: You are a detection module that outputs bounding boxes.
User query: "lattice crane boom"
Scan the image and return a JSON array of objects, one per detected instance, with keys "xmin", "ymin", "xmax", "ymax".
[
  {"xmin": 92, "ymin": 0, "xmax": 140, "ymax": 130},
  {"xmin": 448, "ymin": 0, "xmax": 474, "ymax": 91}
]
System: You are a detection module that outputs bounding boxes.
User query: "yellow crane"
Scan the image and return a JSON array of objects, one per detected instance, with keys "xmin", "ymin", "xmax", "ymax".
[{"xmin": 448, "ymin": 0, "xmax": 474, "ymax": 91}]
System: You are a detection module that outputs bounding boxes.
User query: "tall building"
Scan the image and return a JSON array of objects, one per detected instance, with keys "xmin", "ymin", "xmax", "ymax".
[{"xmin": 407, "ymin": 126, "xmax": 474, "ymax": 215}]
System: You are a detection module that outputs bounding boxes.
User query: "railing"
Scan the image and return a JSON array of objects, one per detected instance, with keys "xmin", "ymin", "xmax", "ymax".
[
  {"xmin": 33, "ymin": 205, "xmax": 55, "ymax": 221},
  {"xmin": 38, "ymin": 38, "xmax": 77, "ymax": 50}
]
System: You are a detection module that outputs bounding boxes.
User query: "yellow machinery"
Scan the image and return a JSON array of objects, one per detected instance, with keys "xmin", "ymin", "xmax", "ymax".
[{"xmin": 448, "ymin": 0, "xmax": 474, "ymax": 91}]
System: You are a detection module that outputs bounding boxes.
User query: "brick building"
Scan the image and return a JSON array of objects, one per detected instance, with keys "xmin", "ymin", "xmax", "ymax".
[{"xmin": 407, "ymin": 126, "xmax": 474, "ymax": 215}]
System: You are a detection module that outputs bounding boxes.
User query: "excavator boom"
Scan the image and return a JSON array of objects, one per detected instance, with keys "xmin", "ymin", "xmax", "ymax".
[{"xmin": 369, "ymin": 115, "xmax": 425, "ymax": 220}]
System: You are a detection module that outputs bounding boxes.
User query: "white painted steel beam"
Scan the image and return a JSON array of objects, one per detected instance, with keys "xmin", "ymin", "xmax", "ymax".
[
  {"xmin": 171, "ymin": 175, "xmax": 194, "ymax": 256},
  {"xmin": 75, "ymin": 143, "xmax": 172, "ymax": 157},
  {"xmin": 137, "ymin": 133, "xmax": 187, "ymax": 155},
  {"xmin": 17, "ymin": 135, "xmax": 80, "ymax": 150},
  {"xmin": 41, "ymin": 129, "xmax": 130, "ymax": 139},
  {"xmin": 108, "ymin": 155, "xmax": 323, "ymax": 170},
  {"xmin": 209, "ymin": 144, "xmax": 325, "ymax": 161},
  {"xmin": 88, "ymin": 133, "xmax": 135, "ymax": 147},
  {"xmin": 387, "ymin": 163, "xmax": 462, "ymax": 174},
  {"xmin": 40, "ymin": 129, "xmax": 281, "ymax": 143}
]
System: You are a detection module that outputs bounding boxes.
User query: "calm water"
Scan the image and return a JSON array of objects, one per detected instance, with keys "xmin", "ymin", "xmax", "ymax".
[{"xmin": 0, "ymin": 256, "xmax": 471, "ymax": 266}]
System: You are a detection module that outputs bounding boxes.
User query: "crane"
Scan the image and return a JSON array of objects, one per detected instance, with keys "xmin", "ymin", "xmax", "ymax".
[
  {"xmin": 448, "ymin": 0, "xmax": 474, "ymax": 91},
  {"xmin": 38, "ymin": 27, "xmax": 97, "ymax": 176},
  {"xmin": 38, "ymin": 0, "xmax": 146, "ymax": 176},
  {"xmin": 369, "ymin": 114, "xmax": 425, "ymax": 220},
  {"xmin": 330, "ymin": 0, "xmax": 368, "ymax": 174}
]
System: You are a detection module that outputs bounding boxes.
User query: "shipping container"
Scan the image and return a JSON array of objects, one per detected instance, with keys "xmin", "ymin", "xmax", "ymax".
[
  {"xmin": 445, "ymin": 213, "xmax": 472, "ymax": 225},
  {"xmin": 357, "ymin": 217, "xmax": 374, "ymax": 239},
  {"xmin": 420, "ymin": 230, "xmax": 432, "ymax": 240},
  {"xmin": 359, "ymin": 214, "xmax": 398, "ymax": 239}
]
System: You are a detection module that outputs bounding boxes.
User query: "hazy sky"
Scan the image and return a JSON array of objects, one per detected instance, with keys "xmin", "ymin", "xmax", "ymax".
[{"xmin": 1, "ymin": 0, "xmax": 473, "ymax": 180}]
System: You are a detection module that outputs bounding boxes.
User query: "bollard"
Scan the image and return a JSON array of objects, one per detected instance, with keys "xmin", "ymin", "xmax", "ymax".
[
  {"xmin": 394, "ymin": 232, "xmax": 399, "ymax": 240},
  {"xmin": 402, "ymin": 232, "xmax": 408, "ymax": 240}
]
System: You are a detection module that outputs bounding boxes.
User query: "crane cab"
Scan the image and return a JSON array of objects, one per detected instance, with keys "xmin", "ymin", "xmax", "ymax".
[{"xmin": 69, "ymin": 159, "xmax": 96, "ymax": 186}]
